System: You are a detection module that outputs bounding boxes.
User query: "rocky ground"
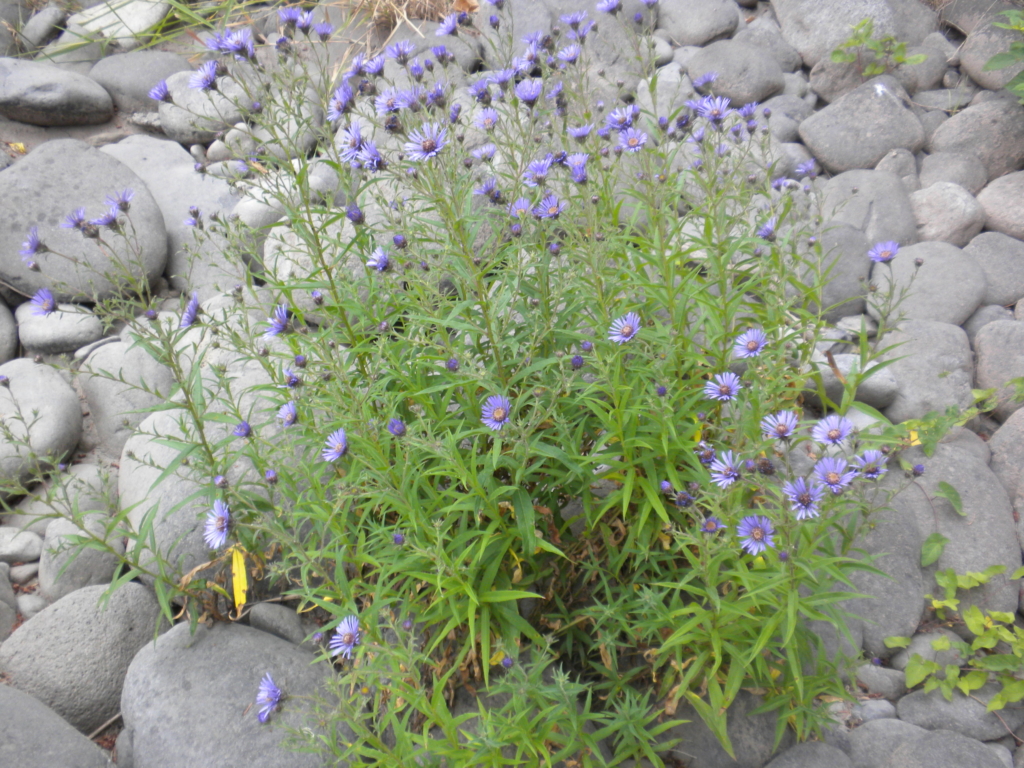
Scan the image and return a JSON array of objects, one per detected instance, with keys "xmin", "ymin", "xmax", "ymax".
[{"xmin": 1, "ymin": 0, "xmax": 1024, "ymax": 766}]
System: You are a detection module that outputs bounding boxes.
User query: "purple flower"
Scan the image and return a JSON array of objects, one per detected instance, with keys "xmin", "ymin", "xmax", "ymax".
[
  {"xmin": 392, "ymin": 531, "xmax": 406, "ymax": 546},
  {"xmin": 811, "ymin": 414, "xmax": 854, "ymax": 446},
  {"xmin": 189, "ymin": 61, "xmax": 219, "ymax": 91},
  {"xmin": 265, "ymin": 468, "xmax": 278, "ymax": 484},
  {"xmin": 468, "ymin": 78, "xmax": 492, "ymax": 104},
  {"xmin": 596, "ymin": 0, "xmax": 621, "ymax": 14},
  {"xmin": 608, "ymin": 311, "xmax": 641, "ymax": 344},
  {"xmin": 796, "ymin": 159, "xmax": 818, "ymax": 179},
  {"xmin": 481, "ymin": 395, "xmax": 512, "ymax": 431},
  {"xmin": 204, "ymin": 500, "xmax": 230, "ymax": 548},
  {"xmin": 675, "ymin": 491, "xmax": 694, "ymax": 508},
  {"xmin": 330, "ymin": 614, "xmax": 361, "ymax": 658},
  {"xmin": 696, "ymin": 95, "xmax": 732, "ymax": 124},
  {"xmin": 432, "ymin": 44, "xmax": 453, "ymax": 64},
  {"xmin": 62, "ymin": 208, "xmax": 87, "ymax": 231},
  {"xmin": 322, "ymin": 428, "xmax": 348, "ymax": 461},
  {"xmin": 357, "ymin": 141, "xmax": 385, "ymax": 172},
  {"xmin": 710, "ymin": 450, "xmax": 741, "ymax": 488},
  {"xmin": 760, "ymin": 411, "xmax": 799, "ymax": 440},
  {"xmin": 560, "ymin": 10, "xmax": 588, "ymax": 27},
  {"xmin": 704, "ymin": 372, "xmax": 741, "ymax": 401},
  {"xmin": 568, "ymin": 124, "xmax": 593, "ymax": 143},
  {"xmin": 184, "ymin": 206, "xmax": 202, "ymax": 228},
  {"xmin": 278, "ymin": 401, "xmax": 298, "ymax": 427},
  {"xmin": 388, "ymin": 418, "xmax": 406, "ymax": 437},
  {"xmin": 474, "ymin": 177, "xmax": 502, "ymax": 202},
  {"xmin": 264, "ymin": 305, "xmax": 289, "ymax": 337},
  {"xmin": 701, "ymin": 516, "xmax": 726, "ymax": 534},
  {"xmin": 256, "ymin": 673, "xmax": 282, "ymax": 723},
  {"xmin": 449, "ymin": 103, "xmax": 463, "ymax": 123},
  {"xmin": 692, "ymin": 71, "xmax": 718, "ymax": 89},
  {"xmin": 283, "ymin": 368, "xmax": 302, "ymax": 388},
  {"xmin": 437, "ymin": 12, "xmax": 459, "ymax": 35},
  {"xmin": 474, "ymin": 107, "xmax": 499, "ymax": 131},
  {"xmin": 338, "ymin": 120, "xmax": 363, "ymax": 162},
  {"xmin": 737, "ymin": 515, "xmax": 775, "ymax": 555},
  {"xmin": 523, "ymin": 155, "xmax": 554, "ymax": 187},
  {"xmin": 501, "ymin": 655, "xmax": 514, "ymax": 669},
  {"xmin": 366, "ymin": 248, "xmax": 390, "ymax": 272},
  {"xmin": 404, "ymin": 122, "xmax": 448, "ymax": 162},
  {"xmin": 733, "ymin": 328, "xmax": 767, "ymax": 359},
  {"xmin": 106, "ymin": 188, "xmax": 134, "ymax": 212},
  {"xmin": 346, "ymin": 202, "xmax": 364, "ymax": 225},
  {"xmin": 180, "ymin": 291, "xmax": 200, "ymax": 328},
  {"xmin": 868, "ymin": 241, "xmax": 899, "ymax": 264},
  {"xmin": 756, "ymin": 217, "xmax": 778, "ymax": 242},
  {"xmin": 21, "ymin": 227, "xmax": 44, "ymax": 263},
  {"xmin": 581, "ymin": 340, "xmax": 594, "ymax": 352},
  {"xmin": 606, "ymin": 106, "xmax": 637, "ymax": 131},
  {"xmin": 149, "ymin": 79, "xmax": 171, "ymax": 102},
  {"xmin": 814, "ymin": 456, "xmax": 857, "ymax": 494},
  {"xmin": 328, "ymin": 83, "xmax": 355, "ymax": 122},
  {"xmin": 375, "ymin": 88, "xmax": 401, "ymax": 115},
  {"xmin": 514, "ymin": 79, "xmax": 543, "ymax": 107},
  {"xmin": 695, "ymin": 442, "xmax": 716, "ymax": 466},
  {"xmin": 618, "ymin": 128, "xmax": 647, "ymax": 153},
  {"xmin": 223, "ymin": 29, "xmax": 255, "ymax": 59},
  {"xmin": 533, "ymin": 193, "xmax": 566, "ymax": 219},
  {"xmin": 445, "ymin": 357, "xmax": 459, "ymax": 372},
  {"xmin": 472, "ymin": 143, "xmax": 497, "ymax": 162},
  {"xmin": 570, "ymin": 354, "xmax": 584, "ymax": 369},
  {"xmin": 278, "ymin": 6, "xmax": 301, "ymax": 26},
  {"xmin": 567, "ymin": 19, "xmax": 595, "ymax": 40},
  {"xmin": 386, "ymin": 39, "xmax": 415, "ymax": 64},
  {"xmin": 364, "ymin": 55, "xmax": 385, "ymax": 75},
  {"xmin": 314, "ymin": 22, "xmax": 333, "ymax": 41},
  {"xmin": 295, "ymin": 10, "xmax": 314, "ymax": 32},
  {"xmin": 557, "ymin": 43, "xmax": 581, "ymax": 64},
  {"xmin": 233, "ymin": 421, "xmax": 252, "ymax": 439},
  {"xmin": 783, "ymin": 477, "xmax": 823, "ymax": 520},
  {"xmin": 912, "ymin": 463, "xmax": 926, "ymax": 477},
  {"xmin": 30, "ymin": 288, "xmax": 57, "ymax": 317},
  {"xmin": 854, "ymin": 450, "xmax": 887, "ymax": 480},
  {"xmin": 656, "ymin": 385, "xmax": 667, "ymax": 396},
  {"xmin": 566, "ymin": 153, "xmax": 589, "ymax": 184}
]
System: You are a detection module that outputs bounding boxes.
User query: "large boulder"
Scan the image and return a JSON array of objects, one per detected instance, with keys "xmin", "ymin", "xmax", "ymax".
[
  {"xmin": 976, "ymin": 170, "xmax": 1024, "ymax": 241},
  {"xmin": 928, "ymin": 99, "xmax": 1024, "ymax": 181},
  {"xmin": 821, "ymin": 169, "xmax": 919, "ymax": 246},
  {"xmin": 0, "ymin": 684, "xmax": 113, "ymax": 768},
  {"xmin": 963, "ymin": 231, "xmax": 1024, "ymax": 306},
  {"xmin": 685, "ymin": 39, "xmax": 785, "ymax": 105},
  {"xmin": 0, "ymin": 56, "xmax": 112, "ymax": 125},
  {"xmin": 973, "ymin": 320, "xmax": 1024, "ymax": 422}
]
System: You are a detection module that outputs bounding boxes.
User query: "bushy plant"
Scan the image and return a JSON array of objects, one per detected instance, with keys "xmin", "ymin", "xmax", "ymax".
[
  {"xmin": 983, "ymin": 9, "xmax": 1024, "ymax": 102},
  {"xmin": 7, "ymin": 2, "xmax": 928, "ymax": 764},
  {"xmin": 830, "ymin": 17, "xmax": 927, "ymax": 77}
]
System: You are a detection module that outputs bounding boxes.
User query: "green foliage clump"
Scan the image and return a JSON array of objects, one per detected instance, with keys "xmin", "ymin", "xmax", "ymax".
[{"xmin": 831, "ymin": 18, "xmax": 927, "ymax": 77}]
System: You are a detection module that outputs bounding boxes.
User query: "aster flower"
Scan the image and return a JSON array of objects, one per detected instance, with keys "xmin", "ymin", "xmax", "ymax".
[
  {"xmin": 514, "ymin": 79, "xmax": 543, "ymax": 107},
  {"xmin": 701, "ymin": 516, "xmax": 726, "ymax": 534},
  {"xmin": 346, "ymin": 202, "xmax": 364, "ymax": 225},
  {"xmin": 449, "ymin": 103, "xmax": 463, "ymax": 123},
  {"xmin": 507, "ymin": 198, "xmax": 531, "ymax": 220},
  {"xmin": 597, "ymin": 0, "xmax": 621, "ymax": 14},
  {"xmin": 568, "ymin": 124, "xmax": 593, "ymax": 143},
  {"xmin": 756, "ymin": 217, "xmax": 778, "ymax": 242},
  {"xmin": 523, "ymin": 155, "xmax": 554, "ymax": 186},
  {"xmin": 608, "ymin": 311, "xmax": 641, "ymax": 344},
  {"xmin": 386, "ymin": 39, "xmax": 415, "ymax": 64},
  {"xmin": 437, "ymin": 12, "xmax": 459, "ymax": 35},
  {"xmin": 149, "ymin": 79, "xmax": 171, "ymax": 102},
  {"xmin": 474, "ymin": 177, "xmax": 502, "ymax": 203},
  {"xmin": 560, "ymin": 10, "xmax": 588, "ymax": 27},
  {"xmin": 20, "ymin": 227, "xmax": 45, "ymax": 263},
  {"xmin": 106, "ymin": 188, "xmax": 134, "ymax": 212},
  {"xmin": 474, "ymin": 107, "xmax": 499, "ymax": 131},
  {"xmin": 184, "ymin": 206, "xmax": 202, "ymax": 228},
  {"xmin": 357, "ymin": 141, "xmax": 385, "ymax": 172},
  {"xmin": 283, "ymin": 369, "xmax": 302, "ymax": 388},
  {"xmin": 89, "ymin": 207, "xmax": 120, "ymax": 229},
  {"xmin": 692, "ymin": 71, "xmax": 718, "ymax": 89},
  {"xmin": 189, "ymin": 61, "xmax": 219, "ymax": 91},
  {"xmin": 233, "ymin": 421, "xmax": 252, "ymax": 438},
  {"xmin": 783, "ymin": 477, "xmax": 824, "ymax": 520},
  {"xmin": 557, "ymin": 43, "xmax": 581, "ymax": 64},
  {"xmin": 570, "ymin": 354, "xmax": 584, "ymax": 369},
  {"xmin": 255, "ymin": 674, "xmax": 282, "ymax": 723},
  {"xmin": 338, "ymin": 120, "xmax": 363, "ymax": 162},
  {"xmin": 481, "ymin": 395, "xmax": 512, "ymax": 431},
  {"xmin": 445, "ymin": 357, "xmax": 459, "ymax": 372},
  {"xmin": 912, "ymin": 464, "xmax": 926, "ymax": 477},
  {"xmin": 364, "ymin": 55, "xmax": 385, "ymax": 75},
  {"xmin": 488, "ymin": 68, "xmax": 515, "ymax": 90},
  {"xmin": 568, "ymin": 19, "xmax": 595, "ymax": 40},
  {"xmin": 388, "ymin": 418, "xmax": 406, "ymax": 437},
  {"xmin": 425, "ymin": 81, "xmax": 447, "ymax": 108},
  {"xmin": 179, "ymin": 291, "xmax": 200, "ymax": 328},
  {"xmin": 322, "ymin": 428, "xmax": 348, "ymax": 462},
  {"xmin": 264, "ymin": 305, "xmax": 289, "ymax": 337},
  {"xmin": 397, "ymin": 85, "xmax": 425, "ymax": 111},
  {"xmin": 404, "ymin": 123, "xmax": 447, "ymax": 162},
  {"xmin": 814, "ymin": 456, "xmax": 857, "ymax": 494},
  {"xmin": 224, "ymin": 29, "xmax": 256, "ymax": 59},
  {"xmin": 472, "ymin": 143, "xmax": 496, "ymax": 162},
  {"xmin": 710, "ymin": 450, "xmax": 742, "ymax": 488},
  {"xmin": 278, "ymin": 6, "xmax": 301, "ymax": 26},
  {"xmin": 375, "ymin": 88, "xmax": 402, "ymax": 115},
  {"xmin": 278, "ymin": 401, "xmax": 298, "ymax": 427},
  {"xmin": 760, "ymin": 411, "xmax": 799, "ymax": 440},
  {"xmin": 696, "ymin": 95, "xmax": 732, "ymax": 124},
  {"xmin": 329, "ymin": 614, "xmax": 361, "ymax": 658},
  {"xmin": 796, "ymin": 159, "xmax": 818, "ymax": 179},
  {"xmin": 694, "ymin": 442, "xmax": 715, "ymax": 467},
  {"xmin": 30, "ymin": 288, "xmax": 57, "ymax": 317},
  {"xmin": 468, "ymin": 79, "xmax": 492, "ymax": 104},
  {"xmin": 533, "ymin": 193, "xmax": 566, "ymax": 219},
  {"xmin": 674, "ymin": 491, "xmax": 694, "ymax": 508},
  {"xmin": 314, "ymin": 22, "xmax": 333, "ymax": 41},
  {"xmin": 265, "ymin": 468, "xmax": 278, "ymax": 484},
  {"xmin": 737, "ymin": 515, "xmax": 775, "ymax": 555},
  {"xmin": 703, "ymin": 372, "xmax": 742, "ymax": 402},
  {"xmin": 432, "ymin": 44, "xmax": 453, "ymax": 64},
  {"xmin": 204, "ymin": 500, "xmax": 230, "ymax": 548},
  {"xmin": 811, "ymin": 414, "xmax": 854, "ymax": 446},
  {"xmin": 854, "ymin": 450, "xmax": 887, "ymax": 480},
  {"xmin": 733, "ymin": 328, "xmax": 767, "ymax": 359},
  {"xmin": 328, "ymin": 83, "xmax": 354, "ymax": 122},
  {"xmin": 618, "ymin": 128, "xmax": 647, "ymax": 153},
  {"xmin": 366, "ymin": 248, "xmax": 390, "ymax": 272},
  {"xmin": 295, "ymin": 10, "xmax": 314, "ymax": 32},
  {"xmin": 62, "ymin": 208, "xmax": 87, "ymax": 231},
  {"xmin": 868, "ymin": 241, "xmax": 899, "ymax": 264},
  {"xmin": 566, "ymin": 153, "xmax": 589, "ymax": 184}
]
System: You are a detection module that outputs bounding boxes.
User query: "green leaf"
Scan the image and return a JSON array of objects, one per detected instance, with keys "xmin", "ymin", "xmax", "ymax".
[
  {"xmin": 962, "ymin": 605, "xmax": 985, "ymax": 636},
  {"xmin": 903, "ymin": 53, "xmax": 927, "ymax": 65},
  {"xmin": 1011, "ymin": 566, "xmax": 1024, "ymax": 581},
  {"xmin": 930, "ymin": 635, "xmax": 951, "ymax": 651},
  {"xmin": 921, "ymin": 533, "xmax": 948, "ymax": 567},
  {"xmin": 935, "ymin": 482, "xmax": 964, "ymax": 516},
  {"xmin": 884, "ymin": 636, "xmax": 911, "ymax": 649},
  {"xmin": 973, "ymin": 654, "xmax": 1022, "ymax": 672},
  {"xmin": 983, "ymin": 52, "xmax": 1024, "ymax": 71}
]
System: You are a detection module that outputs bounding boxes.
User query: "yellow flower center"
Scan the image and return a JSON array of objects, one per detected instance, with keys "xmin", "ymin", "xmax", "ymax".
[
  {"xmin": 620, "ymin": 324, "xmax": 633, "ymax": 336},
  {"xmin": 827, "ymin": 428, "xmax": 841, "ymax": 441},
  {"xmin": 826, "ymin": 472, "xmax": 840, "ymax": 484},
  {"xmin": 491, "ymin": 407, "xmax": 506, "ymax": 421},
  {"xmin": 746, "ymin": 340, "xmax": 759, "ymax": 351},
  {"xmin": 752, "ymin": 528, "xmax": 763, "ymax": 541},
  {"xmin": 341, "ymin": 632, "xmax": 354, "ymax": 645}
]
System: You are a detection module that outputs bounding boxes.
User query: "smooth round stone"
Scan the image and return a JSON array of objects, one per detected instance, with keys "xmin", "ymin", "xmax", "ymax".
[
  {"xmin": 918, "ymin": 151, "xmax": 988, "ymax": 195},
  {"xmin": 977, "ymin": 171, "xmax": 1024, "ymax": 240},
  {"xmin": 15, "ymin": 301, "xmax": 103, "ymax": 354},
  {"xmin": 39, "ymin": 517, "xmax": 123, "ymax": 601},
  {"xmin": 909, "ymin": 182, "xmax": 985, "ymax": 246},
  {"xmin": 657, "ymin": 0, "xmax": 738, "ymax": 46},
  {"xmin": 0, "ymin": 684, "xmax": 112, "ymax": 768},
  {"xmin": 0, "ymin": 56, "xmax": 112, "ymax": 125},
  {"xmin": 0, "ymin": 527, "xmax": 43, "ymax": 563},
  {"xmin": 88, "ymin": 49, "xmax": 190, "ymax": 113},
  {"xmin": 858, "ymin": 699, "xmax": 897, "ymax": 721},
  {"xmin": 0, "ymin": 300, "xmax": 16, "ymax": 365},
  {"xmin": 928, "ymin": 99, "xmax": 1024, "ymax": 181},
  {"xmin": 974, "ymin": 320, "xmax": 1024, "ymax": 422},
  {"xmin": 18, "ymin": 5, "xmax": 68, "ymax": 50},
  {"xmin": 158, "ymin": 69, "xmax": 248, "ymax": 144},
  {"xmin": 66, "ymin": 0, "xmax": 171, "ymax": 52},
  {"xmin": 686, "ymin": 39, "xmax": 785, "ymax": 105},
  {"xmin": 963, "ymin": 231, "xmax": 1024, "ymax": 306},
  {"xmin": 15, "ymin": 593, "xmax": 48, "ymax": 620}
]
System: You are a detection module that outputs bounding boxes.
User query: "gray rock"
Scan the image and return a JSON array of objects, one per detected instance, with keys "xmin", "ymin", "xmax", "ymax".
[
  {"xmin": 978, "ymin": 170, "xmax": 1024, "ymax": 240},
  {"xmin": 963, "ymin": 231, "xmax": 1024, "ymax": 306},
  {"xmin": 732, "ymin": 15, "xmax": 803, "ymax": 73},
  {"xmin": 0, "ymin": 56, "xmax": 112, "ymax": 125},
  {"xmin": 846, "ymin": 718, "xmax": 929, "ymax": 768},
  {"xmin": 80, "ymin": 338, "xmax": 175, "ymax": 457},
  {"xmin": 0, "ymin": 299, "xmax": 15, "ymax": 365},
  {"xmin": 18, "ymin": 5, "xmax": 67, "ymax": 50},
  {"xmin": 158, "ymin": 68, "xmax": 249, "ymax": 144},
  {"xmin": 919, "ymin": 151, "xmax": 988, "ymax": 195},
  {"xmin": 0, "ymin": 598, "xmax": 14, "ymax": 642},
  {"xmin": 66, "ymin": 0, "xmax": 170, "ymax": 52},
  {"xmin": 1, "ymin": 462, "xmax": 111, "ymax": 538},
  {"xmin": 989, "ymin": 743, "xmax": 1014, "ymax": 768},
  {"xmin": 855, "ymin": 664, "xmax": 906, "ymax": 699},
  {"xmin": 88, "ymin": 50, "xmax": 190, "ymax": 113},
  {"xmin": 39, "ymin": 516, "xmax": 123, "ymax": 601},
  {"xmin": 821, "ymin": 170, "xmax": 919, "ymax": 246},
  {"xmin": 121, "ymin": 622, "xmax": 340, "ymax": 768},
  {"xmin": 656, "ymin": 0, "xmax": 738, "ymax": 46},
  {"xmin": 0, "ymin": 562, "xmax": 13, "ymax": 608},
  {"xmin": 653, "ymin": 690, "xmax": 794, "ymax": 768},
  {"xmin": 35, "ymin": 23, "xmax": 104, "ymax": 75},
  {"xmin": 858, "ymin": 698, "xmax": 897, "ymax": 721},
  {"xmin": 101, "ymin": 135, "xmax": 242, "ymax": 299},
  {"xmin": 898, "ymin": 43, "xmax": 949, "ymax": 93},
  {"xmin": 974, "ymin": 320, "xmax": 1024, "ymax": 421},
  {"xmin": 0, "ymin": 684, "xmax": 113, "ymax": 768},
  {"xmin": 686, "ymin": 39, "xmax": 785, "ymax": 105},
  {"xmin": 940, "ymin": 0, "xmax": 1017, "ymax": 35},
  {"xmin": 764, "ymin": 742, "xmax": 853, "ymax": 768},
  {"xmin": 913, "ymin": 84, "xmax": 978, "ymax": 112},
  {"xmin": 0, "ymin": 358, "xmax": 82, "ymax": 491},
  {"xmin": 928, "ymin": 99, "xmax": 1024, "ymax": 180},
  {"xmin": 812, "ymin": 221, "xmax": 872, "ymax": 320},
  {"xmin": 634, "ymin": 63, "xmax": 696, "ymax": 121},
  {"xmin": 960, "ymin": 13, "xmax": 1024, "ymax": 91},
  {"xmin": 869, "ymin": 241, "xmax": 986, "ymax": 325},
  {"xmin": 248, "ymin": 602, "xmax": 308, "ymax": 645},
  {"xmin": 0, "ymin": 139, "xmax": 168, "ymax": 303},
  {"xmin": 919, "ymin": 109, "xmax": 949, "ymax": 141},
  {"xmin": 808, "ymin": 57, "xmax": 874, "ymax": 104},
  {"xmin": 651, "ymin": 35, "xmax": 673, "ymax": 67},
  {"xmin": 897, "ymin": 684, "xmax": 1024, "ymax": 741},
  {"xmin": 15, "ymin": 301, "xmax": 103, "ymax": 354},
  {"xmin": 806, "ymin": 352, "xmax": 899, "ymax": 408},
  {"xmin": 989, "ymin": 407, "xmax": 1024, "ymax": 499},
  {"xmin": 0, "ymin": 526, "xmax": 43, "ymax": 562},
  {"xmin": 890, "ymin": 628, "xmax": 966, "ymax": 671},
  {"xmin": 963, "ymin": 304, "xmax": 1015, "ymax": 346},
  {"xmin": 0, "ymin": 582, "xmax": 162, "ymax": 734},
  {"xmin": 772, "ymin": 0, "xmax": 937, "ymax": 68},
  {"xmin": 783, "ymin": 70, "xmax": 810, "ymax": 98},
  {"xmin": 876, "ymin": 147, "xmax": 921, "ymax": 193},
  {"xmin": 909, "ymin": 182, "xmax": 985, "ymax": 246},
  {"xmin": 16, "ymin": 592, "xmax": 47, "ymax": 619},
  {"xmin": 877, "ymin": 320, "xmax": 974, "ymax": 423},
  {"xmin": 799, "ymin": 76, "xmax": 925, "ymax": 173}
]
